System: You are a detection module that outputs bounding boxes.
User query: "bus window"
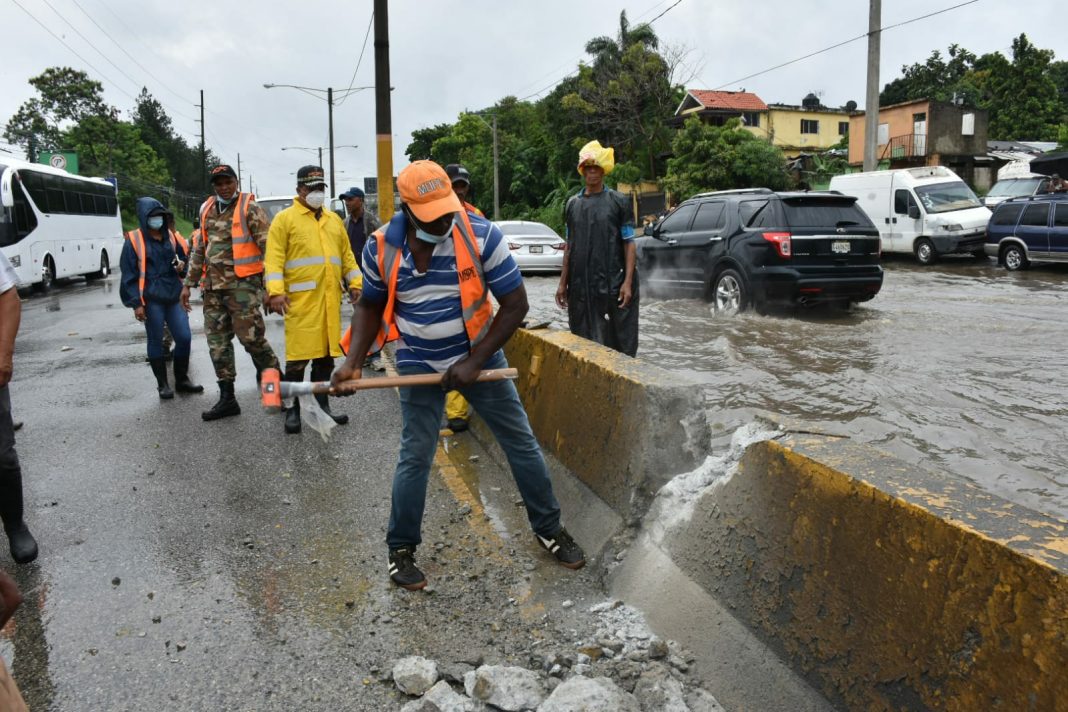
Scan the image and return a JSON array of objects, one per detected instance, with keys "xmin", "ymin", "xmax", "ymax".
[
  {"xmin": 19, "ymin": 171, "xmax": 46, "ymax": 211},
  {"xmin": 44, "ymin": 174, "xmax": 66, "ymax": 214},
  {"xmin": 4, "ymin": 179, "xmax": 37, "ymax": 244}
]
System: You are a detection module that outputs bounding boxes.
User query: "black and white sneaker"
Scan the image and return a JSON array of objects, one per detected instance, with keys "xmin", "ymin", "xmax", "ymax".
[
  {"xmin": 388, "ymin": 547, "xmax": 427, "ymax": 590},
  {"xmin": 536, "ymin": 527, "xmax": 586, "ymax": 570}
]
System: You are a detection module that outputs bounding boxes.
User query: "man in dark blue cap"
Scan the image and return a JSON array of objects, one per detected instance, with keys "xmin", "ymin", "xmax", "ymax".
[{"xmin": 340, "ymin": 186, "xmax": 380, "ymax": 264}]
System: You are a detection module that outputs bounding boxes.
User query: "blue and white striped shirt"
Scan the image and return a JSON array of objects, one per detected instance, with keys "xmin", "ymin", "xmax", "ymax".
[{"xmin": 361, "ymin": 212, "xmax": 522, "ymax": 371}]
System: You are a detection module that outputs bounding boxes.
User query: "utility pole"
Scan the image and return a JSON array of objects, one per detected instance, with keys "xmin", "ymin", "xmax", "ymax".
[
  {"xmin": 196, "ymin": 90, "xmax": 206, "ymax": 192},
  {"xmin": 237, "ymin": 153, "xmax": 242, "ymax": 187},
  {"xmin": 328, "ymin": 87, "xmax": 335, "ymax": 193},
  {"xmin": 863, "ymin": 0, "xmax": 881, "ymax": 172},
  {"xmin": 374, "ymin": 0, "xmax": 395, "ymax": 222},
  {"xmin": 491, "ymin": 114, "xmax": 500, "ymax": 221}
]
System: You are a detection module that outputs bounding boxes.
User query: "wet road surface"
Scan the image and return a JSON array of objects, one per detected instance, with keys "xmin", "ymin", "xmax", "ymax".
[
  {"xmin": 524, "ymin": 256, "xmax": 1068, "ymax": 522},
  {"xmin": 2, "ymin": 279, "xmax": 615, "ymax": 710}
]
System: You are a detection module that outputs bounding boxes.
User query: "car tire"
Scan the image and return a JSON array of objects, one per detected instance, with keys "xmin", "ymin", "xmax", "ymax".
[
  {"xmin": 914, "ymin": 238, "xmax": 937, "ymax": 265},
  {"xmin": 1002, "ymin": 244, "xmax": 1028, "ymax": 271},
  {"xmin": 35, "ymin": 256, "xmax": 56, "ymax": 292},
  {"xmin": 87, "ymin": 251, "xmax": 110, "ymax": 280},
  {"xmin": 711, "ymin": 268, "xmax": 748, "ymax": 315}
]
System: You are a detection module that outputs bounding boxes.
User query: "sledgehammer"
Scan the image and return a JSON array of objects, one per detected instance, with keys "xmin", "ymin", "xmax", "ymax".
[{"xmin": 259, "ymin": 367, "xmax": 519, "ymax": 413}]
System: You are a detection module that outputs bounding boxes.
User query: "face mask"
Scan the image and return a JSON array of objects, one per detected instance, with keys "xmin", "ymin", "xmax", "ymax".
[
  {"xmin": 413, "ymin": 215, "xmax": 454, "ymax": 245},
  {"xmin": 215, "ymin": 192, "xmax": 235, "ymax": 206},
  {"xmin": 304, "ymin": 191, "xmax": 326, "ymax": 209},
  {"xmin": 147, "ymin": 216, "xmax": 164, "ymax": 230}
]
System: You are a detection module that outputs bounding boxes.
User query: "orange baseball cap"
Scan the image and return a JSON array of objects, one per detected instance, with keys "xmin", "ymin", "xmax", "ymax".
[{"xmin": 398, "ymin": 160, "xmax": 462, "ymax": 222}]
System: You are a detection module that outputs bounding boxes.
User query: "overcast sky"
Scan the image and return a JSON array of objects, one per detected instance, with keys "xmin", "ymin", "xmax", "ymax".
[{"xmin": 0, "ymin": 0, "xmax": 1062, "ymax": 198}]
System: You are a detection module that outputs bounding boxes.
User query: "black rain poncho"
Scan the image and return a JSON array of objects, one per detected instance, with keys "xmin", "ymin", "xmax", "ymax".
[{"xmin": 563, "ymin": 188, "xmax": 639, "ymax": 356}]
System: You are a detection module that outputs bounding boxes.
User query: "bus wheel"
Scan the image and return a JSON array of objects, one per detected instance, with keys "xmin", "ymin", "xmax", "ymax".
[
  {"xmin": 38, "ymin": 256, "xmax": 55, "ymax": 292},
  {"xmin": 88, "ymin": 251, "xmax": 110, "ymax": 280}
]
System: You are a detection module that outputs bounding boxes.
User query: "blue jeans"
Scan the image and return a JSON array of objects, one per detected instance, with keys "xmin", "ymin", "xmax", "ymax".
[
  {"xmin": 144, "ymin": 300, "xmax": 192, "ymax": 359},
  {"xmin": 387, "ymin": 350, "xmax": 561, "ymax": 549}
]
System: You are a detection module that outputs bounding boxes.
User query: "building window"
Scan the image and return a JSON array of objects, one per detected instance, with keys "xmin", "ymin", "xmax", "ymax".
[
  {"xmin": 962, "ymin": 113, "xmax": 975, "ymax": 136},
  {"xmin": 877, "ymin": 123, "xmax": 890, "ymax": 144},
  {"xmin": 801, "ymin": 119, "xmax": 819, "ymax": 134},
  {"xmin": 838, "ymin": 121, "xmax": 849, "ymax": 136},
  {"xmin": 742, "ymin": 112, "xmax": 760, "ymax": 128}
]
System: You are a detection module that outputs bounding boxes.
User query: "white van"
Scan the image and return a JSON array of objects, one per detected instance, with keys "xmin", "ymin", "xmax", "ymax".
[
  {"xmin": 830, "ymin": 166, "xmax": 991, "ymax": 264},
  {"xmin": 983, "ymin": 161, "xmax": 1050, "ymax": 208}
]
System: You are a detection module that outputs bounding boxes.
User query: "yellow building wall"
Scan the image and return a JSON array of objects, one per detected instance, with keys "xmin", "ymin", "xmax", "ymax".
[{"xmin": 745, "ymin": 109, "xmax": 851, "ymax": 157}]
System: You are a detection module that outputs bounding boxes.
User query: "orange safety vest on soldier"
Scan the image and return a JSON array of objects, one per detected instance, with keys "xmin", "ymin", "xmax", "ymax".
[
  {"xmin": 124, "ymin": 228, "xmax": 190, "ymax": 306},
  {"xmin": 198, "ymin": 192, "xmax": 263, "ymax": 277},
  {"xmin": 340, "ymin": 210, "xmax": 492, "ymax": 358}
]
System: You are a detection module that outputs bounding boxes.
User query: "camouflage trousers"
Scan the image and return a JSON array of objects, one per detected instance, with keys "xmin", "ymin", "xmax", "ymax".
[{"xmin": 202, "ymin": 288, "xmax": 280, "ymax": 382}]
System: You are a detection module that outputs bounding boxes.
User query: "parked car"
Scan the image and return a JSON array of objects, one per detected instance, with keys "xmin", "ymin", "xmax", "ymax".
[
  {"xmin": 255, "ymin": 195, "xmax": 346, "ymax": 224},
  {"xmin": 636, "ymin": 188, "xmax": 883, "ymax": 313},
  {"xmin": 830, "ymin": 166, "xmax": 990, "ymax": 264},
  {"xmin": 983, "ymin": 161, "xmax": 1050, "ymax": 208},
  {"xmin": 497, "ymin": 220, "xmax": 566, "ymax": 273},
  {"xmin": 983, "ymin": 193, "xmax": 1068, "ymax": 270}
]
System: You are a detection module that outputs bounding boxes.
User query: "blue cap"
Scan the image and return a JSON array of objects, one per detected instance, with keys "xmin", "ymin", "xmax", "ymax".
[{"xmin": 340, "ymin": 186, "xmax": 365, "ymax": 199}]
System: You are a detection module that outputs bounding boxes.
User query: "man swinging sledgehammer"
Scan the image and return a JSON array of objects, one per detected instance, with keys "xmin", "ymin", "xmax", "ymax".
[{"xmin": 330, "ymin": 160, "xmax": 586, "ymax": 590}]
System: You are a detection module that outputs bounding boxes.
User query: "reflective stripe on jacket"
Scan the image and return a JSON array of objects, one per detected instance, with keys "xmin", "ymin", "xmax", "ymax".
[
  {"xmin": 199, "ymin": 192, "xmax": 262, "ymax": 277},
  {"xmin": 339, "ymin": 210, "xmax": 492, "ymax": 358},
  {"xmin": 125, "ymin": 228, "xmax": 189, "ymax": 306}
]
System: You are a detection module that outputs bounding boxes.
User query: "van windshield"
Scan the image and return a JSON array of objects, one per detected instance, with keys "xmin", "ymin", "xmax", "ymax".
[
  {"xmin": 914, "ymin": 181, "xmax": 982, "ymax": 214},
  {"xmin": 987, "ymin": 178, "xmax": 1044, "ymax": 199}
]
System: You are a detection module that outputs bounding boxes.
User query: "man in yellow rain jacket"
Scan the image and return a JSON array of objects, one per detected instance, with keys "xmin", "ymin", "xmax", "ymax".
[{"xmin": 265, "ymin": 165, "xmax": 362, "ymax": 434}]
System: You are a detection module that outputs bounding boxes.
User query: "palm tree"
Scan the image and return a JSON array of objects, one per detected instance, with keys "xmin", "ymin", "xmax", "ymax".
[{"xmin": 584, "ymin": 10, "xmax": 659, "ymax": 72}]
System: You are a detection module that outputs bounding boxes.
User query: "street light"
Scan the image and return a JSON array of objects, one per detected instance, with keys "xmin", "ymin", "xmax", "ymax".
[{"xmin": 263, "ymin": 83, "xmax": 374, "ymax": 191}]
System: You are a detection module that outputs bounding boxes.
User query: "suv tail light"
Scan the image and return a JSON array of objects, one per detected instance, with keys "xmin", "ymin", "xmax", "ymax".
[
  {"xmin": 762, "ymin": 232, "xmax": 792, "ymax": 258},
  {"xmin": 551, "ymin": 242, "xmax": 565, "ymax": 251}
]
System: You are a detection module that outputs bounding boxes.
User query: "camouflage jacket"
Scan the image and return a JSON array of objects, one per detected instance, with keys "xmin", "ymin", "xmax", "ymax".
[{"xmin": 184, "ymin": 197, "xmax": 271, "ymax": 291}]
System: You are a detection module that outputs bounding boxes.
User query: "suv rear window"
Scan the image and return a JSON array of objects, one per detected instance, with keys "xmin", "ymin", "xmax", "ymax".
[
  {"xmin": 1020, "ymin": 203, "xmax": 1049, "ymax": 227},
  {"xmin": 738, "ymin": 200, "xmax": 772, "ymax": 227},
  {"xmin": 991, "ymin": 204, "xmax": 1024, "ymax": 226},
  {"xmin": 781, "ymin": 198, "xmax": 873, "ymax": 228}
]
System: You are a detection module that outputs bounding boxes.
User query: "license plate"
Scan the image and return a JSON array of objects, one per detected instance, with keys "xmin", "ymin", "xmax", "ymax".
[
  {"xmin": 831, "ymin": 241, "xmax": 850, "ymax": 254},
  {"xmin": 528, "ymin": 245, "xmax": 543, "ymax": 254}
]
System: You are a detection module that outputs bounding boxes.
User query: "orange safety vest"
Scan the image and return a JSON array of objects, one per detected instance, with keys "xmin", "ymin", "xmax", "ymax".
[
  {"xmin": 464, "ymin": 201, "xmax": 484, "ymax": 217},
  {"xmin": 340, "ymin": 210, "xmax": 492, "ymax": 359},
  {"xmin": 125, "ymin": 228, "xmax": 189, "ymax": 306},
  {"xmin": 199, "ymin": 192, "xmax": 262, "ymax": 277}
]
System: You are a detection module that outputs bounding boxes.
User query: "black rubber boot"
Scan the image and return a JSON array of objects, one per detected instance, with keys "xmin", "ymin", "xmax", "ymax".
[
  {"xmin": 0, "ymin": 465, "xmax": 38, "ymax": 565},
  {"xmin": 202, "ymin": 380, "xmax": 240, "ymax": 421},
  {"xmin": 284, "ymin": 400, "xmax": 302, "ymax": 434},
  {"xmin": 149, "ymin": 358, "xmax": 174, "ymax": 399},
  {"xmin": 173, "ymin": 356, "xmax": 204, "ymax": 394},
  {"xmin": 311, "ymin": 360, "xmax": 348, "ymax": 425}
]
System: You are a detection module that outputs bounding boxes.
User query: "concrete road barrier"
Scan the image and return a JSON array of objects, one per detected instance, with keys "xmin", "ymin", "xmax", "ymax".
[
  {"xmin": 503, "ymin": 328, "xmax": 710, "ymax": 522},
  {"xmin": 496, "ymin": 329, "xmax": 1067, "ymax": 711}
]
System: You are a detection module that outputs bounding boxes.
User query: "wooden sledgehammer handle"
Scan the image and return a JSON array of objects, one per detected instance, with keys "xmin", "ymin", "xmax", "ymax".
[
  {"xmin": 313, "ymin": 367, "xmax": 518, "ymax": 395},
  {"xmin": 260, "ymin": 367, "xmax": 518, "ymax": 411}
]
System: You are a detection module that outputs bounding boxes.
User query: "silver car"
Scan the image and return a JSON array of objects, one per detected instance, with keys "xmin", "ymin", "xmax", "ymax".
[{"xmin": 498, "ymin": 220, "xmax": 566, "ymax": 273}]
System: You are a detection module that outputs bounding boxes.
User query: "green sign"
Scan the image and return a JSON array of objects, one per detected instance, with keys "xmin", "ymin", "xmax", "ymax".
[{"xmin": 38, "ymin": 151, "xmax": 79, "ymax": 174}]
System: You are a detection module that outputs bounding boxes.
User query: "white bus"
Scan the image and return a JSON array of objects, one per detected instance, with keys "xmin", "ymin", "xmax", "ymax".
[{"xmin": 0, "ymin": 157, "xmax": 124, "ymax": 289}]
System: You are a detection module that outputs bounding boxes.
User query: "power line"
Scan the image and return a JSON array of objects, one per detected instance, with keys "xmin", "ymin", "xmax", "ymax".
[
  {"xmin": 515, "ymin": 0, "xmax": 686, "ymax": 101},
  {"xmin": 335, "ymin": 12, "xmax": 375, "ymax": 107},
  {"xmin": 38, "ymin": 0, "xmax": 144, "ymax": 92},
  {"xmin": 709, "ymin": 0, "xmax": 980, "ymax": 91},
  {"xmin": 10, "ymin": 0, "xmax": 139, "ymax": 102},
  {"xmin": 67, "ymin": 0, "xmax": 197, "ymax": 113}
]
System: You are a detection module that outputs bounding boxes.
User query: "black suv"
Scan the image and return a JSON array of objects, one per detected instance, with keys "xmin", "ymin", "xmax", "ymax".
[{"xmin": 636, "ymin": 189, "xmax": 883, "ymax": 312}]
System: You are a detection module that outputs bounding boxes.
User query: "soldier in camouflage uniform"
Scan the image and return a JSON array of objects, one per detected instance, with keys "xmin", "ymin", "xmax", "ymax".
[{"xmin": 180, "ymin": 164, "xmax": 280, "ymax": 421}]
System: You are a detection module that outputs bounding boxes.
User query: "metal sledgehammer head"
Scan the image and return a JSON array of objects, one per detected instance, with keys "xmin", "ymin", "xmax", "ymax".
[{"xmin": 260, "ymin": 368, "xmax": 283, "ymax": 413}]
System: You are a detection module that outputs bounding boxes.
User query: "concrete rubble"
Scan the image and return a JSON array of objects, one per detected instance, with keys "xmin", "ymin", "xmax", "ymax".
[{"xmin": 390, "ymin": 601, "xmax": 725, "ymax": 711}]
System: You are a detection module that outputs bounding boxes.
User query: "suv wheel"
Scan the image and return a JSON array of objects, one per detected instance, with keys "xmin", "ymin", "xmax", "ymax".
[
  {"xmin": 712, "ymin": 269, "xmax": 747, "ymax": 315},
  {"xmin": 1002, "ymin": 244, "xmax": 1028, "ymax": 271},
  {"xmin": 914, "ymin": 238, "xmax": 937, "ymax": 265}
]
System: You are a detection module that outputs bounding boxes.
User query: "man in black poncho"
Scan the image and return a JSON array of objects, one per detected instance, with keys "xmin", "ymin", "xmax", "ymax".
[{"xmin": 555, "ymin": 140, "xmax": 639, "ymax": 356}]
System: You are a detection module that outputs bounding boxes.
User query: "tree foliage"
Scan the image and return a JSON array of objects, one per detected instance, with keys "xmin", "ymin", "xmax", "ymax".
[
  {"xmin": 661, "ymin": 117, "xmax": 789, "ymax": 201},
  {"xmin": 878, "ymin": 34, "xmax": 1067, "ymax": 141},
  {"xmin": 4, "ymin": 67, "xmax": 111, "ymax": 152}
]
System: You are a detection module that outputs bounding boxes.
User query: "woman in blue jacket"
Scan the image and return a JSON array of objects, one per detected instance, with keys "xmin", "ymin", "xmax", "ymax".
[{"xmin": 120, "ymin": 197, "xmax": 202, "ymax": 399}]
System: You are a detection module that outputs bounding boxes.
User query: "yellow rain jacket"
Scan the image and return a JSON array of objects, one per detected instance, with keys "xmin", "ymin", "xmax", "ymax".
[{"xmin": 264, "ymin": 199, "xmax": 361, "ymax": 361}]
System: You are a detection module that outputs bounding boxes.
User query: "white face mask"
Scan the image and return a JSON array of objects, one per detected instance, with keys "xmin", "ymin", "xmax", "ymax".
[{"xmin": 304, "ymin": 190, "xmax": 326, "ymax": 209}]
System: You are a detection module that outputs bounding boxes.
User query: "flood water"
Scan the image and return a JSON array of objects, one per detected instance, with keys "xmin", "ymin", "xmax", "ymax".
[{"xmin": 523, "ymin": 257, "xmax": 1068, "ymax": 523}]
